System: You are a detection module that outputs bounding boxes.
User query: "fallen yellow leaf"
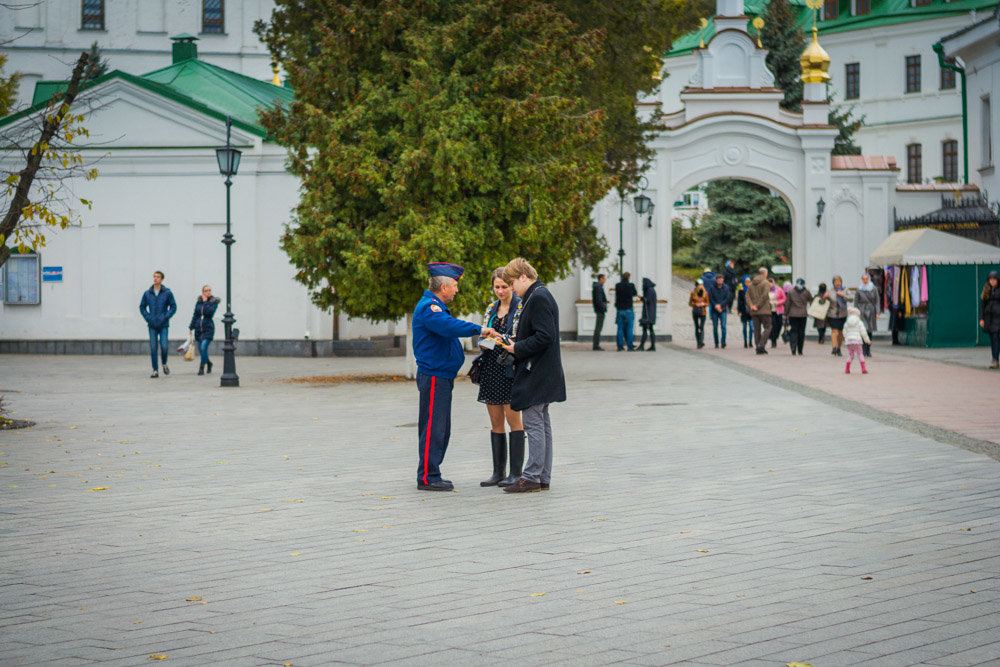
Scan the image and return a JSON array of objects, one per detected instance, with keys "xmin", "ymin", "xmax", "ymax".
[
  {"xmin": 786, "ymin": 663, "xmax": 812, "ymax": 667},
  {"xmin": 281, "ymin": 499, "xmax": 304, "ymax": 503},
  {"xmin": 530, "ymin": 592, "xmax": 546, "ymax": 597},
  {"xmin": 133, "ymin": 621, "xmax": 143, "ymax": 625},
  {"xmin": 380, "ymin": 496, "xmax": 395, "ymax": 500},
  {"xmin": 87, "ymin": 487, "xmax": 108, "ymax": 492},
  {"xmin": 615, "ymin": 600, "xmax": 628, "ymax": 605},
  {"xmin": 353, "ymin": 529, "xmax": 368, "ymax": 533},
  {"xmin": 257, "ymin": 508, "xmax": 273, "ymax": 512},
  {"xmin": 149, "ymin": 655, "xmax": 168, "ymax": 660},
  {"xmin": 577, "ymin": 570, "xmax": 591, "ymax": 574},
  {"xmin": 185, "ymin": 596, "xmax": 202, "ymax": 602},
  {"xmin": 696, "ymin": 549, "xmax": 710, "ymax": 553},
  {"xmin": 290, "ymin": 552, "xmax": 301, "ymax": 556}
]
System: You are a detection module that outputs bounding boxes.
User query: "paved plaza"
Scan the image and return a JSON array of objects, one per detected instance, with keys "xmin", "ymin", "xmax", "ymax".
[{"xmin": 1, "ymin": 340, "xmax": 998, "ymax": 665}]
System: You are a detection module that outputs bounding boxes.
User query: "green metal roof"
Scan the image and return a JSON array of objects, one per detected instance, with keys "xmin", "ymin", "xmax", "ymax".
[
  {"xmin": 14, "ymin": 57, "xmax": 292, "ymax": 138},
  {"xmin": 667, "ymin": 0, "xmax": 999, "ymax": 57}
]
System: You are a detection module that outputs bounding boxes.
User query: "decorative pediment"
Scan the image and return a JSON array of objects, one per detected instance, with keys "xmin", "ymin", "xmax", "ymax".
[{"xmin": 688, "ymin": 28, "xmax": 776, "ymax": 90}]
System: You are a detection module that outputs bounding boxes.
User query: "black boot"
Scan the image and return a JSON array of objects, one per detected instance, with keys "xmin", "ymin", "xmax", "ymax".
[
  {"xmin": 198, "ymin": 364, "xmax": 205, "ymax": 376},
  {"xmin": 498, "ymin": 430, "xmax": 524, "ymax": 487},
  {"xmin": 480, "ymin": 432, "xmax": 507, "ymax": 486},
  {"xmin": 206, "ymin": 360, "xmax": 213, "ymax": 374}
]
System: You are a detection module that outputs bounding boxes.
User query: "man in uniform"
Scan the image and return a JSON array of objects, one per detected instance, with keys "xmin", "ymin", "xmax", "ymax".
[{"xmin": 412, "ymin": 262, "xmax": 495, "ymax": 491}]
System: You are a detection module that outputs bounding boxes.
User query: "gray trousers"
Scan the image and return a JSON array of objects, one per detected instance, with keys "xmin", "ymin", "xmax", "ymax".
[{"xmin": 521, "ymin": 403, "xmax": 553, "ymax": 484}]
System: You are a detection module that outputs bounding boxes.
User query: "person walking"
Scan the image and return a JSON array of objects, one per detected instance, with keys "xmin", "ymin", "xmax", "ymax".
[
  {"xmin": 188, "ymin": 285, "xmax": 220, "ymax": 375},
  {"xmin": 723, "ymin": 260, "xmax": 738, "ymax": 312},
  {"xmin": 980, "ymin": 270, "xmax": 1000, "ymax": 369},
  {"xmin": 412, "ymin": 262, "xmax": 496, "ymax": 491},
  {"xmin": 614, "ymin": 272, "xmax": 638, "ymax": 351},
  {"xmin": 842, "ymin": 306, "xmax": 871, "ymax": 374},
  {"xmin": 591, "ymin": 273, "xmax": 608, "ymax": 351},
  {"xmin": 855, "ymin": 273, "xmax": 880, "ymax": 357},
  {"xmin": 812, "ymin": 282, "xmax": 829, "ymax": 344},
  {"xmin": 785, "ymin": 278, "xmax": 812, "ymax": 355},
  {"xmin": 748, "ymin": 268, "xmax": 772, "ymax": 354},
  {"xmin": 499, "ymin": 258, "xmax": 566, "ymax": 493},
  {"xmin": 637, "ymin": 277, "xmax": 657, "ymax": 351},
  {"xmin": 707, "ymin": 272, "xmax": 731, "ymax": 348},
  {"xmin": 737, "ymin": 275, "xmax": 754, "ymax": 348},
  {"xmin": 689, "ymin": 279, "xmax": 709, "ymax": 349},
  {"xmin": 477, "ymin": 268, "xmax": 525, "ymax": 487},
  {"xmin": 826, "ymin": 275, "xmax": 848, "ymax": 356},
  {"xmin": 139, "ymin": 270, "xmax": 177, "ymax": 378},
  {"xmin": 768, "ymin": 278, "xmax": 785, "ymax": 349}
]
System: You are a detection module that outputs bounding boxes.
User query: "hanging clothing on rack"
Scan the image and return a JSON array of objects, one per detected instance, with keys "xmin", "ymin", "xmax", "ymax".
[{"xmin": 920, "ymin": 266, "xmax": 929, "ymax": 303}]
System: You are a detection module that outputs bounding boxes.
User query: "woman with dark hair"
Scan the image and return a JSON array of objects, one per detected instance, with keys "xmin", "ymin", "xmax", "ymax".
[
  {"xmin": 637, "ymin": 277, "xmax": 658, "ymax": 351},
  {"xmin": 826, "ymin": 275, "xmax": 848, "ymax": 356},
  {"xmin": 812, "ymin": 282, "xmax": 829, "ymax": 344},
  {"xmin": 477, "ymin": 268, "xmax": 525, "ymax": 486},
  {"xmin": 980, "ymin": 270, "xmax": 1000, "ymax": 369},
  {"xmin": 737, "ymin": 275, "xmax": 753, "ymax": 348}
]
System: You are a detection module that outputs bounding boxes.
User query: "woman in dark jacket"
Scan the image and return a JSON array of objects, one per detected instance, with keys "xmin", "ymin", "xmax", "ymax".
[
  {"xmin": 980, "ymin": 270, "xmax": 1000, "ymax": 369},
  {"xmin": 477, "ymin": 268, "xmax": 524, "ymax": 487},
  {"xmin": 737, "ymin": 275, "xmax": 753, "ymax": 348},
  {"xmin": 785, "ymin": 278, "xmax": 812, "ymax": 356},
  {"xmin": 637, "ymin": 277, "xmax": 657, "ymax": 351},
  {"xmin": 188, "ymin": 285, "xmax": 220, "ymax": 375}
]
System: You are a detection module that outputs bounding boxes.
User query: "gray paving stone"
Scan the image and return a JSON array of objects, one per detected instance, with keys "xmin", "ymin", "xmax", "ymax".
[{"xmin": 1, "ymin": 352, "xmax": 998, "ymax": 663}]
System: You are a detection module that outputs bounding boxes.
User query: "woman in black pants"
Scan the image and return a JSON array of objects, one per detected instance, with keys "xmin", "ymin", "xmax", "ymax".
[
  {"xmin": 785, "ymin": 278, "xmax": 812, "ymax": 355},
  {"xmin": 980, "ymin": 270, "xmax": 1000, "ymax": 369}
]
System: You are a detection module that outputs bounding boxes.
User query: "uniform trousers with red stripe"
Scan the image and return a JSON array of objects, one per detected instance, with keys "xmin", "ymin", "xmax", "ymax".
[{"xmin": 416, "ymin": 372, "xmax": 453, "ymax": 485}]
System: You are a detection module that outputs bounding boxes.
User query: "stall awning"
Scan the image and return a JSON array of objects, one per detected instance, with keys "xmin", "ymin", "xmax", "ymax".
[{"xmin": 869, "ymin": 228, "xmax": 1000, "ymax": 266}]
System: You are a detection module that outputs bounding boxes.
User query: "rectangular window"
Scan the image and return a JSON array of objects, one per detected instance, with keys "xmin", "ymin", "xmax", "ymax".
[
  {"xmin": 907, "ymin": 143, "xmax": 922, "ymax": 184},
  {"xmin": 202, "ymin": 0, "xmax": 224, "ymax": 34},
  {"xmin": 984, "ymin": 96, "xmax": 993, "ymax": 167},
  {"xmin": 845, "ymin": 63, "xmax": 860, "ymax": 99},
  {"xmin": 942, "ymin": 140, "xmax": 958, "ymax": 182},
  {"xmin": 824, "ymin": 0, "xmax": 839, "ymax": 20},
  {"xmin": 905, "ymin": 55, "xmax": 921, "ymax": 93},
  {"xmin": 940, "ymin": 64, "xmax": 956, "ymax": 90},
  {"xmin": 3, "ymin": 254, "xmax": 41, "ymax": 305},
  {"xmin": 81, "ymin": 0, "xmax": 104, "ymax": 30},
  {"xmin": 854, "ymin": 0, "xmax": 870, "ymax": 15}
]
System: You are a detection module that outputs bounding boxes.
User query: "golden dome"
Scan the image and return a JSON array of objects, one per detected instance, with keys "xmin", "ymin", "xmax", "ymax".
[{"xmin": 800, "ymin": 27, "xmax": 830, "ymax": 83}]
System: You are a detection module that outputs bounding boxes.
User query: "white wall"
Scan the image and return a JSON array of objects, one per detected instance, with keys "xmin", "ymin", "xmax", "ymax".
[{"xmin": 1, "ymin": 0, "xmax": 277, "ymax": 108}]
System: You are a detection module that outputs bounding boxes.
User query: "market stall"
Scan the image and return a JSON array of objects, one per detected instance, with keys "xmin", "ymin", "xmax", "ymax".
[{"xmin": 869, "ymin": 228, "xmax": 1000, "ymax": 347}]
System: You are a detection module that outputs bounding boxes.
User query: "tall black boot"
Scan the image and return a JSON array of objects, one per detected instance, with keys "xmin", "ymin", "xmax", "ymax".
[
  {"xmin": 498, "ymin": 430, "xmax": 524, "ymax": 487},
  {"xmin": 480, "ymin": 432, "xmax": 507, "ymax": 486}
]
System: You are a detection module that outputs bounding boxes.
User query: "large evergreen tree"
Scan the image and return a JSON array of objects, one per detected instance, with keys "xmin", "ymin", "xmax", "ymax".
[
  {"xmin": 694, "ymin": 180, "xmax": 791, "ymax": 274},
  {"xmin": 255, "ymin": 0, "xmax": 616, "ymax": 319}
]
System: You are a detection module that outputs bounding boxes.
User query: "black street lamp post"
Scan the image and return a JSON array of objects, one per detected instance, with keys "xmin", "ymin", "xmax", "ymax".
[
  {"xmin": 616, "ymin": 183, "xmax": 656, "ymax": 275},
  {"xmin": 215, "ymin": 116, "xmax": 242, "ymax": 388}
]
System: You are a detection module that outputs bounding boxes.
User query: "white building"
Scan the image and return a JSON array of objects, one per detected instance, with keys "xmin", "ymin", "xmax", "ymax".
[
  {"xmin": 940, "ymin": 3, "xmax": 1000, "ymax": 203},
  {"xmin": 661, "ymin": 0, "xmax": 997, "ymax": 187},
  {"xmin": 0, "ymin": 0, "xmax": 277, "ymax": 110}
]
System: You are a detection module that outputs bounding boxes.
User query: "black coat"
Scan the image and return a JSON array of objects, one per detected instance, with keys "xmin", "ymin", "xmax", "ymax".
[
  {"xmin": 640, "ymin": 278, "xmax": 657, "ymax": 326},
  {"xmin": 189, "ymin": 296, "xmax": 220, "ymax": 341},
  {"xmin": 591, "ymin": 281, "xmax": 607, "ymax": 314},
  {"xmin": 982, "ymin": 281, "xmax": 1000, "ymax": 333},
  {"xmin": 510, "ymin": 282, "xmax": 566, "ymax": 411}
]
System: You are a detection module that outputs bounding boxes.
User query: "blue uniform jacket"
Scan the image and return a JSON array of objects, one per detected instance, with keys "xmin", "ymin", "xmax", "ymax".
[{"xmin": 412, "ymin": 290, "xmax": 482, "ymax": 379}]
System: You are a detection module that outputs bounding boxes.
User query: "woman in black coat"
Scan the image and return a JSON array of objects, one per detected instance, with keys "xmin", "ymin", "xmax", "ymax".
[
  {"xmin": 638, "ymin": 277, "xmax": 657, "ymax": 351},
  {"xmin": 189, "ymin": 285, "xmax": 220, "ymax": 375},
  {"xmin": 980, "ymin": 270, "xmax": 1000, "ymax": 369}
]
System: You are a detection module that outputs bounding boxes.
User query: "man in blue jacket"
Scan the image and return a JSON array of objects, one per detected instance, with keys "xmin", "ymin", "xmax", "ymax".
[
  {"xmin": 412, "ymin": 262, "xmax": 495, "ymax": 491},
  {"xmin": 707, "ymin": 272, "xmax": 732, "ymax": 349},
  {"xmin": 139, "ymin": 271, "xmax": 177, "ymax": 378}
]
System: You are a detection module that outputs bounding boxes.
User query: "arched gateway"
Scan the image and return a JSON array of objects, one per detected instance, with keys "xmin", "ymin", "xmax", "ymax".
[{"xmin": 574, "ymin": 0, "xmax": 897, "ymax": 340}]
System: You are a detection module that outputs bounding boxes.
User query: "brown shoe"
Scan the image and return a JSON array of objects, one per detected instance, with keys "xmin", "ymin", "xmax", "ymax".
[{"xmin": 502, "ymin": 477, "xmax": 541, "ymax": 493}]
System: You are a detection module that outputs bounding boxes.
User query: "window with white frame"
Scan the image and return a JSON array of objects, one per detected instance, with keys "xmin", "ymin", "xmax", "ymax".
[{"xmin": 3, "ymin": 253, "xmax": 41, "ymax": 305}]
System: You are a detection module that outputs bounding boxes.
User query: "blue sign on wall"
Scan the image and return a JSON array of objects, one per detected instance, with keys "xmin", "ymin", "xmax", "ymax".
[{"xmin": 42, "ymin": 266, "xmax": 63, "ymax": 282}]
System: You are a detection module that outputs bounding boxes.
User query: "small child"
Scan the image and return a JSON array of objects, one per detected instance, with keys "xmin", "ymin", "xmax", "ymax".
[{"xmin": 842, "ymin": 306, "xmax": 870, "ymax": 374}]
